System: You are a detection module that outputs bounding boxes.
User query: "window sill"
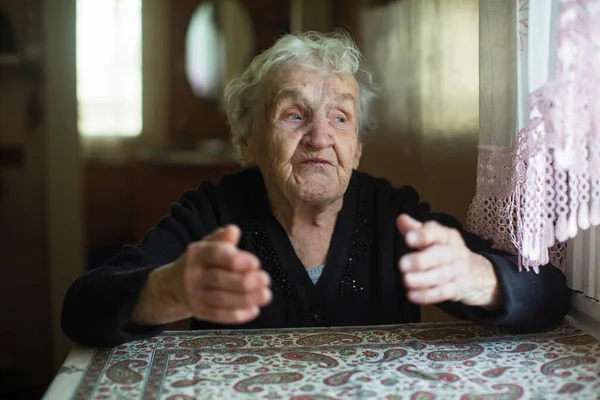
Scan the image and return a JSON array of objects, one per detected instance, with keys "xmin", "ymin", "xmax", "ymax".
[
  {"xmin": 135, "ymin": 149, "xmax": 237, "ymax": 166},
  {"xmin": 81, "ymin": 136, "xmax": 139, "ymax": 165},
  {"xmin": 82, "ymin": 136, "xmax": 238, "ymax": 167},
  {"xmin": 566, "ymin": 292, "xmax": 600, "ymax": 340}
]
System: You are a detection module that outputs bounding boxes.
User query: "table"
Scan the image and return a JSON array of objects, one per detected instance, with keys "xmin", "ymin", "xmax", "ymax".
[{"xmin": 44, "ymin": 322, "xmax": 600, "ymax": 399}]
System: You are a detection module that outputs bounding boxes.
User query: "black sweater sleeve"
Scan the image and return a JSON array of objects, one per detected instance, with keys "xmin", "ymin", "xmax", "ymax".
[
  {"xmin": 61, "ymin": 188, "xmax": 215, "ymax": 347},
  {"xmin": 395, "ymin": 186, "xmax": 570, "ymax": 332}
]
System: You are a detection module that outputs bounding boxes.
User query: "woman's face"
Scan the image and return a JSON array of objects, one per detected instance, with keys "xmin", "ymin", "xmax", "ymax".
[{"xmin": 243, "ymin": 65, "xmax": 362, "ymax": 206}]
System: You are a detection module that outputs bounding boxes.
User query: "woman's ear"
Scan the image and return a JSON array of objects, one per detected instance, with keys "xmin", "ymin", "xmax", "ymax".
[
  {"xmin": 353, "ymin": 140, "xmax": 363, "ymax": 169},
  {"xmin": 240, "ymin": 139, "xmax": 254, "ymax": 165}
]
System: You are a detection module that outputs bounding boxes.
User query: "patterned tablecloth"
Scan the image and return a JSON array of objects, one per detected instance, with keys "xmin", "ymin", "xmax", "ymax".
[{"xmin": 44, "ymin": 322, "xmax": 600, "ymax": 400}]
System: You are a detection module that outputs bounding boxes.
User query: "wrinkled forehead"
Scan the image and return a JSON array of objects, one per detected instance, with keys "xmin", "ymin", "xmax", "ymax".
[{"xmin": 263, "ymin": 64, "xmax": 359, "ymax": 108}]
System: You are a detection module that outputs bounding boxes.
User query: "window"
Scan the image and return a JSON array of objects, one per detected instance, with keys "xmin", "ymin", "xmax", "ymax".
[
  {"xmin": 567, "ymin": 227, "xmax": 600, "ymax": 331},
  {"xmin": 76, "ymin": 0, "xmax": 142, "ymax": 137}
]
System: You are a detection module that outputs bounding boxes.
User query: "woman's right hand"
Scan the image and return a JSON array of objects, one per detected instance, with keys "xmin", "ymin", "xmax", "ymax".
[{"xmin": 132, "ymin": 225, "xmax": 272, "ymax": 326}]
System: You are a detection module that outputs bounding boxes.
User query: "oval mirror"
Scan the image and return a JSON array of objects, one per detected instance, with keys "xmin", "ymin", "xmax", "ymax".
[{"xmin": 185, "ymin": 0, "xmax": 255, "ymax": 106}]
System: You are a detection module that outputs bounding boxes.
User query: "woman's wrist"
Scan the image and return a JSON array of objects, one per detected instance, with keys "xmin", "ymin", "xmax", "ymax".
[
  {"xmin": 131, "ymin": 263, "xmax": 191, "ymax": 326},
  {"xmin": 464, "ymin": 253, "xmax": 502, "ymax": 309}
]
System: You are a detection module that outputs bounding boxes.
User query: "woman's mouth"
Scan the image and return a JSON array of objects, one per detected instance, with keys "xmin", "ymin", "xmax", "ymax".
[{"xmin": 302, "ymin": 158, "xmax": 331, "ymax": 165}]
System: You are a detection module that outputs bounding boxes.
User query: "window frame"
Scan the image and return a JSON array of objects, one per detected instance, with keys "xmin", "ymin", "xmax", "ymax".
[
  {"xmin": 566, "ymin": 229, "xmax": 600, "ymax": 339},
  {"xmin": 78, "ymin": 0, "xmax": 168, "ymax": 161}
]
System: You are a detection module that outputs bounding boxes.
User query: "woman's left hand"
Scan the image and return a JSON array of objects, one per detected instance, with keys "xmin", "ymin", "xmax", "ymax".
[{"xmin": 396, "ymin": 214, "xmax": 501, "ymax": 308}]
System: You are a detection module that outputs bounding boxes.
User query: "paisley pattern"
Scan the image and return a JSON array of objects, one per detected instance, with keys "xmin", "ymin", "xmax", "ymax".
[
  {"xmin": 397, "ymin": 364, "xmax": 460, "ymax": 382},
  {"xmin": 105, "ymin": 360, "xmax": 147, "ymax": 384},
  {"xmin": 411, "ymin": 392, "xmax": 436, "ymax": 400},
  {"xmin": 178, "ymin": 336, "xmax": 246, "ymax": 348},
  {"xmin": 426, "ymin": 344, "xmax": 484, "ymax": 361},
  {"xmin": 503, "ymin": 343, "xmax": 536, "ymax": 353},
  {"xmin": 167, "ymin": 353, "xmax": 201, "ymax": 368},
  {"xmin": 459, "ymin": 384, "xmax": 524, "ymax": 400},
  {"xmin": 412, "ymin": 328, "xmax": 476, "ymax": 341},
  {"xmin": 482, "ymin": 366, "xmax": 512, "ymax": 378},
  {"xmin": 213, "ymin": 355, "xmax": 259, "ymax": 365},
  {"xmin": 296, "ymin": 333, "xmax": 363, "ymax": 346},
  {"xmin": 48, "ymin": 322, "xmax": 600, "ymax": 400},
  {"xmin": 557, "ymin": 382, "xmax": 584, "ymax": 393},
  {"xmin": 233, "ymin": 372, "xmax": 303, "ymax": 393},
  {"xmin": 540, "ymin": 355, "xmax": 597, "ymax": 376},
  {"xmin": 323, "ymin": 370, "xmax": 359, "ymax": 386},
  {"xmin": 554, "ymin": 334, "xmax": 598, "ymax": 346},
  {"xmin": 365, "ymin": 348, "xmax": 407, "ymax": 363},
  {"xmin": 281, "ymin": 352, "xmax": 339, "ymax": 368},
  {"xmin": 406, "ymin": 341, "xmax": 427, "ymax": 351},
  {"xmin": 170, "ymin": 378, "xmax": 213, "ymax": 388}
]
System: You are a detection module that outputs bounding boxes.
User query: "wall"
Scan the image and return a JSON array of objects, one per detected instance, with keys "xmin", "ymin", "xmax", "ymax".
[
  {"xmin": 84, "ymin": 162, "xmax": 239, "ymax": 254},
  {"xmin": 85, "ymin": 163, "xmax": 135, "ymax": 249},
  {"xmin": 0, "ymin": 1, "xmax": 84, "ymax": 397},
  {"xmin": 43, "ymin": 0, "xmax": 85, "ymax": 376},
  {"xmin": 0, "ymin": 0, "xmax": 52, "ymax": 398}
]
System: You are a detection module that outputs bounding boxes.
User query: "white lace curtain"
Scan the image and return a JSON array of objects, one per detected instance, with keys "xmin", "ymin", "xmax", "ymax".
[{"xmin": 467, "ymin": 0, "xmax": 600, "ymax": 271}]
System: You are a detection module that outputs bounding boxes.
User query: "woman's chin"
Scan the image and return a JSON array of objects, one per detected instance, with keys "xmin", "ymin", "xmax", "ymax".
[{"xmin": 294, "ymin": 180, "xmax": 343, "ymax": 204}]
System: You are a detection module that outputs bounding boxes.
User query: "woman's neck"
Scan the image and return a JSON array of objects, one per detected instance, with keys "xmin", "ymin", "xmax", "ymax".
[
  {"xmin": 265, "ymin": 184, "xmax": 342, "ymax": 235},
  {"xmin": 262, "ymin": 176, "xmax": 343, "ymax": 268}
]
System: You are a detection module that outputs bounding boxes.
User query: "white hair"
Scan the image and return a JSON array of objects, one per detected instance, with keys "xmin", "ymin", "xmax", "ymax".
[{"xmin": 224, "ymin": 30, "xmax": 380, "ymax": 164}]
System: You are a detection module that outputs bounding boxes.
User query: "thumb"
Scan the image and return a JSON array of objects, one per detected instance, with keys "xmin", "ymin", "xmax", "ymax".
[
  {"xmin": 205, "ymin": 224, "xmax": 242, "ymax": 246},
  {"xmin": 396, "ymin": 214, "xmax": 422, "ymax": 236}
]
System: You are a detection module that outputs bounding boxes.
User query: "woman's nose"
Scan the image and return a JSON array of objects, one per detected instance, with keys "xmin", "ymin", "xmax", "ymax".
[{"xmin": 302, "ymin": 118, "xmax": 333, "ymax": 150}]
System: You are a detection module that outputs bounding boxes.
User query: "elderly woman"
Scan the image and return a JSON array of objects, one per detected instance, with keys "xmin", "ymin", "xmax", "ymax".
[{"xmin": 62, "ymin": 31, "xmax": 569, "ymax": 347}]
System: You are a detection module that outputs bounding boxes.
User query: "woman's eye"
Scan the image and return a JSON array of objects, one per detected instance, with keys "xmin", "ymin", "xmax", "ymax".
[
  {"xmin": 335, "ymin": 116, "xmax": 346, "ymax": 123},
  {"xmin": 286, "ymin": 113, "xmax": 302, "ymax": 120}
]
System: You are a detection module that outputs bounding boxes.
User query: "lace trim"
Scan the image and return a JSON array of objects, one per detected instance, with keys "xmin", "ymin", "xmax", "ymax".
[
  {"xmin": 466, "ymin": 146, "xmax": 567, "ymax": 271},
  {"xmin": 468, "ymin": 0, "xmax": 599, "ymax": 270}
]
